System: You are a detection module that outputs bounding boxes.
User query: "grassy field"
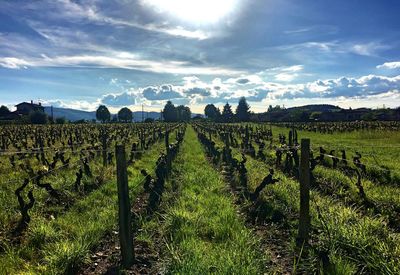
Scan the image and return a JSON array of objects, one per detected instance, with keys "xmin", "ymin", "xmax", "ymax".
[
  {"xmin": 200, "ymin": 122, "xmax": 400, "ymax": 274},
  {"xmin": 0, "ymin": 134, "xmax": 166, "ymax": 274},
  {"xmin": 136, "ymin": 126, "xmax": 266, "ymax": 274},
  {"xmin": 0, "ymin": 122, "xmax": 399, "ymax": 274},
  {"xmin": 271, "ymin": 124, "xmax": 400, "ymax": 183}
]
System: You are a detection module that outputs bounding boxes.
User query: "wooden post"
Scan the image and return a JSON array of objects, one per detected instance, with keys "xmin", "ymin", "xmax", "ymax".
[
  {"xmin": 102, "ymin": 133, "xmax": 107, "ymax": 166},
  {"xmin": 165, "ymin": 130, "xmax": 169, "ymax": 153},
  {"xmin": 289, "ymin": 130, "xmax": 293, "ymax": 147},
  {"xmin": 297, "ymin": 138, "xmax": 310, "ymax": 246},
  {"xmin": 224, "ymin": 132, "xmax": 230, "ymax": 147},
  {"xmin": 115, "ymin": 145, "xmax": 134, "ymax": 268}
]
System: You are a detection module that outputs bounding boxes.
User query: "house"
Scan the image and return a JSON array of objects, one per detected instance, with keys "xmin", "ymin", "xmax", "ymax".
[
  {"xmin": 15, "ymin": 101, "xmax": 44, "ymax": 115},
  {"xmin": 319, "ymin": 108, "xmax": 370, "ymax": 121}
]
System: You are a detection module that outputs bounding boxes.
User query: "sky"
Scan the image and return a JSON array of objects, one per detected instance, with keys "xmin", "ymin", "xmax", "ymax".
[{"xmin": 0, "ymin": 0, "xmax": 399, "ymax": 113}]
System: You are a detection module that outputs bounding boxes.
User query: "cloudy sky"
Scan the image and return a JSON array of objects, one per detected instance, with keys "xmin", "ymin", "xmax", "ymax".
[{"xmin": 0, "ymin": 0, "xmax": 399, "ymax": 113}]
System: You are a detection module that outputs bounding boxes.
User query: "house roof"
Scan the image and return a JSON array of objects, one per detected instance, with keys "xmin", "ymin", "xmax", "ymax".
[{"xmin": 15, "ymin": 102, "xmax": 43, "ymax": 108}]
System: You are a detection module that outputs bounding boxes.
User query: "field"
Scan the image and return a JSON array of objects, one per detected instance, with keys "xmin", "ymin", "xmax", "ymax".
[{"xmin": 0, "ymin": 121, "xmax": 399, "ymax": 274}]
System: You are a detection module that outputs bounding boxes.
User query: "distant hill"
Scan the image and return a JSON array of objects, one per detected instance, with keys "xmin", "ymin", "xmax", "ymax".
[
  {"xmin": 44, "ymin": 107, "xmax": 96, "ymax": 121},
  {"xmin": 287, "ymin": 104, "xmax": 342, "ymax": 112},
  {"xmin": 44, "ymin": 107, "xmax": 201, "ymax": 121},
  {"xmin": 132, "ymin": 111, "xmax": 161, "ymax": 121}
]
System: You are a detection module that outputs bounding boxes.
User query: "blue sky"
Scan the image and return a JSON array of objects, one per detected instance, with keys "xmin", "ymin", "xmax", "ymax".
[{"xmin": 0, "ymin": 0, "xmax": 399, "ymax": 113}]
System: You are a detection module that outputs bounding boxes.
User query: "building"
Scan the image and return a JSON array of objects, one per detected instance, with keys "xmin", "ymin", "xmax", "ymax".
[
  {"xmin": 318, "ymin": 108, "xmax": 370, "ymax": 121},
  {"xmin": 15, "ymin": 101, "xmax": 44, "ymax": 115}
]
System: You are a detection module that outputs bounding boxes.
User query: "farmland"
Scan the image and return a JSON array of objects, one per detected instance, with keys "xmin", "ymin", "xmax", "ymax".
[{"xmin": 0, "ymin": 121, "xmax": 399, "ymax": 274}]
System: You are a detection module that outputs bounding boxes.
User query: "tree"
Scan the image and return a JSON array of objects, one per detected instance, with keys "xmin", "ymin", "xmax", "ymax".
[
  {"xmin": 176, "ymin": 105, "xmax": 191, "ymax": 121},
  {"xmin": 163, "ymin": 101, "xmax": 177, "ymax": 122},
  {"xmin": 361, "ymin": 112, "xmax": 377, "ymax": 121},
  {"xmin": 162, "ymin": 101, "xmax": 191, "ymax": 122},
  {"xmin": 268, "ymin": 105, "xmax": 282, "ymax": 112},
  {"xmin": 236, "ymin": 97, "xmax": 250, "ymax": 122},
  {"xmin": 184, "ymin": 106, "xmax": 192, "ymax": 121},
  {"xmin": 204, "ymin": 104, "xmax": 220, "ymax": 120},
  {"xmin": 0, "ymin": 105, "xmax": 10, "ymax": 116},
  {"xmin": 118, "ymin": 107, "xmax": 133, "ymax": 122},
  {"xmin": 96, "ymin": 105, "xmax": 111, "ymax": 123},
  {"xmin": 29, "ymin": 110, "xmax": 48, "ymax": 124},
  {"xmin": 192, "ymin": 114, "xmax": 204, "ymax": 120},
  {"xmin": 290, "ymin": 110, "xmax": 309, "ymax": 122},
  {"xmin": 55, "ymin": 117, "xmax": 67, "ymax": 124},
  {"xmin": 221, "ymin": 102, "xmax": 234, "ymax": 123},
  {"xmin": 111, "ymin": 115, "xmax": 118, "ymax": 123},
  {"xmin": 144, "ymin": 117, "xmax": 154, "ymax": 123},
  {"xmin": 75, "ymin": 119, "xmax": 86, "ymax": 124},
  {"xmin": 310, "ymin": 112, "xmax": 322, "ymax": 121}
]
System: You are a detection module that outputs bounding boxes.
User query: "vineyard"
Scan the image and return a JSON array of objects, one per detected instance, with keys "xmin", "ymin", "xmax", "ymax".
[{"xmin": 0, "ymin": 121, "xmax": 399, "ymax": 274}]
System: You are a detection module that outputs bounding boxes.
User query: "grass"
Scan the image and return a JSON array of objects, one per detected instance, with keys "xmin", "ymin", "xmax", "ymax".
[
  {"xmin": 312, "ymin": 166, "xmax": 400, "ymax": 227},
  {"xmin": 1, "ymin": 122, "xmax": 399, "ymax": 274},
  {"xmin": 201, "ymin": 122, "xmax": 400, "ymax": 274},
  {"xmin": 0, "ymin": 141, "xmax": 165, "ymax": 274},
  {"xmin": 0, "ymin": 156, "xmax": 114, "ymax": 238},
  {"xmin": 252, "ymin": 124, "xmax": 400, "ymax": 229},
  {"xmin": 140, "ymin": 126, "xmax": 267, "ymax": 274},
  {"xmin": 227, "ymin": 138, "xmax": 400, "ymax": 274},
  {"xmin": 271, "ymin": 125, "xmax": 400, "ymax": 184}
]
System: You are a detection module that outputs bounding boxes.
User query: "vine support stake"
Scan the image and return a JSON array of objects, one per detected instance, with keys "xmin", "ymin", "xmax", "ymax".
[
  {"xmin": 297, "ymin": 138, "xmax": 310, "ymax": 247},
  {"xmin": 102, "ymin": 133, "xmax": 107, "ymax": 167},
  {"xmin": 116, "ymin": 145, "xmax": 134, "ymax": 268},
  {"xmin": 165, "ymin": 129, "xmax": 170, "ymax": 156}
]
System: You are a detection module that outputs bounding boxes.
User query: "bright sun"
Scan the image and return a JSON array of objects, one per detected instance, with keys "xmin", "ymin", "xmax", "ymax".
[{"xmin": 143, "ymin": 0, "xmax": 239, "ymax": 24}]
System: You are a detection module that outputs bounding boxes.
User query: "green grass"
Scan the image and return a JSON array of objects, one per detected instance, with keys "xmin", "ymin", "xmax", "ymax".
[
  {"xmin": 0, "ymin": 156, "xmax": 114, "ymax": 238},
  {"xmin": 252, "ymin": 124, "xmax": 400, "ymax": 229},
  {"xmin": 2, "ymin": 122, "xmax": 399, "ymax": 274},
  {"xmin": 228, "ymin": 144, "xmax": 400, "ymax": 274},
  {"xmin": 271, "ymin": 125, "xmax": 400, "ymax": 184},
  {"xmin": 313, "ymin": 166, "xmax": 400, "ymax": 225},
  {"xmin": 0, "ymin": 141, "xmax": 165, "ymax": 274},
  {"xmin": 154, "ymin": 126, "xmax": 266, "ymax": 274},
  {"xmin": 201, "ymin": 123, "xmax": 400, "ymax": 274}
]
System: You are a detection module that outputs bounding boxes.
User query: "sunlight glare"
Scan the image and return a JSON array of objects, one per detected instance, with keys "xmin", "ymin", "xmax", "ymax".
[{"xmin": 143, "ymin": 0, "xmax": 239, "ymax": 24}]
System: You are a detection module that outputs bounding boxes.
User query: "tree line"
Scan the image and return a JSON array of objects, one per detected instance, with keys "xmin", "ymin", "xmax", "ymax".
[
  {"xmin": 204, "ymin": 97, "xmax": 251, "ymax": 123},
  {"xmin": 162, "ymin": 101, "xmax": 191, "ymax": 122},
  {"xmin": 95, "ymin": 105, "xmax": 136, "ymax": 123}
]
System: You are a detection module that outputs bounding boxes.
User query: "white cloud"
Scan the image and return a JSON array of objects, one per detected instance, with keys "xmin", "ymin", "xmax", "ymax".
[
  {"xmin": 254, "ymin": 64, "xmax": 304, "ymax": 82},
  {"xmin": 279, "ymin": 74, "xmax": 400, "ymax": 99},
  {"xmin": 42, "ymin": 99, "xmax": 100, "ymax": 111},
  {"xmin": 0, "ymin": 54, "xmax": 244, "ymax": 75},
  {"xmin": 145, "ymin": 24, "xmax": 210, "ymax": 40},
  {"xmin": 101, "ymin": 92, "xmax": 136, "ymax": 106},
  {"xmin": 142, "ymin": 85, "xmax": 183, "ymax": 100},
  {"xmin": 281, "ymin": 65, "xmax": 303, "ymax": 72},
  {"xmin": 274, "ymin": 73, "xmax": 299, "ymax": 82},
  {"xmin": 97, "ymin": 16, "xmax": 210, "ymax": 40},
  {"xmin": 377, "ymin": 61, "xmax": 400, "ymax": 70},
  {"xmin": 141, "ymin": 0, "xmax": 239, "ymax": 25},
  {"xmin": 284, "ymin": 28, "xmax": 312, "ymax": 34},
  {"xmin": 91, "ymin": 73, "xmax": 400, "ymax": 109},
  {"xmin": 350, "ymin": 42, "xmax": 388, "ymax": 56},
  {"xmin": 0, "ymin": 57, "xmax": 31, "ymax": 69},
  {"xmin": 44, "ymin": 0, "xmax": 211, "ymax": 39},
  {"xmin": 44, "ymin": 72, "xmax": 400, "ymax": 112},
  {"xmin": 285, "ymin": 41, "xmax": 390, "ymax": 57}
]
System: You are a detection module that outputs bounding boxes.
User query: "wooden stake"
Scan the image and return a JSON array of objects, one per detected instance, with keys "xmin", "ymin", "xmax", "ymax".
[
  {"xmin": 102, "ymin": 133, "xmax": 107, "ymax": 166},
  {"xmin": 297, "ymin": 139, "xmax": 310, "ymax": 246},
  {"xmin": 116, "ymin": 145, "xmax": 134, "ymax": 268}
]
